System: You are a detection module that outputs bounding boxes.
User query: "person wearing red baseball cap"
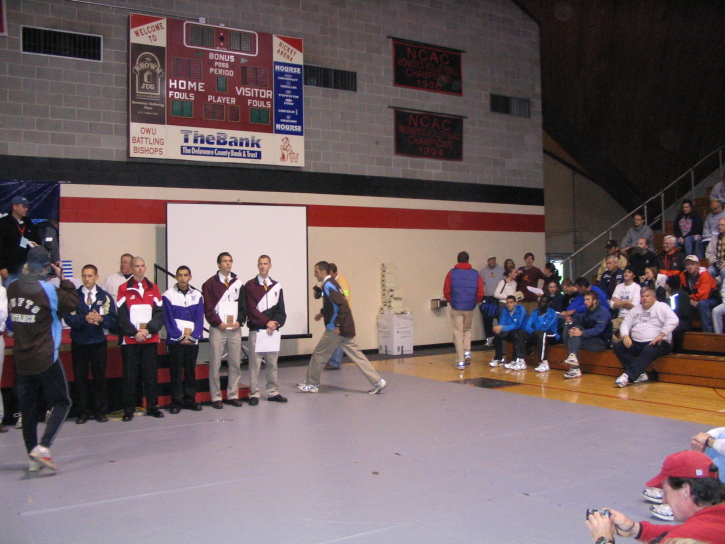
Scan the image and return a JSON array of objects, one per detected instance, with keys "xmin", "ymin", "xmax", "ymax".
[{"xmin": 586, "ymin": 450, "xmax": 725, "ymax": 544}]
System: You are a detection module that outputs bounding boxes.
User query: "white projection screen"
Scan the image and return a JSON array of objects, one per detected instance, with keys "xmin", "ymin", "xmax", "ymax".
[{"xmin": 166, "ymin": 203, "xmax": 310, "ymax": 338}]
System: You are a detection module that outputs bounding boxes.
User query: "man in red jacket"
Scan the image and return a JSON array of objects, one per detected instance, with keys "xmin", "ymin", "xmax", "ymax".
[
  {"xmin": 117, "ymin": 256, "xmax": 165, "ymax": 421},
  {"xmin": 679, "ymin": 255, "xmax": 719, "ymax": 332}
]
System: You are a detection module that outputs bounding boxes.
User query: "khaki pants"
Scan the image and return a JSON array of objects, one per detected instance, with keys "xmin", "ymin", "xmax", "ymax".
[
  {"xmin": 306, "ymin": 330, "xmax": 381, "ymax": 387},
  {"xmin": 450, "ymin": 308, "xmax": 474, "ymax": 362},
  {"xmin": 247, "ymin": 330, "xmax": 279, "ymax": 398},
  {"xmin": 209, "ymin": 326, "xmax": 243, "ymax": 401}
]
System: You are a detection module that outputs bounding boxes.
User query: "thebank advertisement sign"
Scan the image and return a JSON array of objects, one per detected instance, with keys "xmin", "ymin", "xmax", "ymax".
[{"xmin": 129, "ymin": 14, "xmax": 304, "ymax": 166}]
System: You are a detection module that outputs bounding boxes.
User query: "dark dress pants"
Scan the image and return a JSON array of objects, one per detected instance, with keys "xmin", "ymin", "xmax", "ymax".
[
  {"xmin": 121, "ymin": 343, "xmax": 158, "ymax": 412},
  {"xmin": 167, "ymin": 342, "xmax": 199, "ymax": 406},
  {"xmin": 71, "ymin": 340, "xmax": 108, "ymax": 416}
]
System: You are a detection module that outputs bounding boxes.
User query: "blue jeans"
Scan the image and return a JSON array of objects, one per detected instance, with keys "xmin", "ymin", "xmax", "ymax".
[
  {"xmin": 612, "ymin": 339, "xmax": 671, "ymax": 381},
  {"xmin": 708, "ymin": 264, "xmax": 725, "ymax": 284},
  {"xmin": 16, "ymin": 360, "xmax": 71, "ymax": 454},
  {"xmin": 680, "ymin": 235, "xmax": 703, "ymax": 259},
  {"xmin": 327, "ymin": 346, "xmax": 344, "ymax": 368},
  {"xmin": 698, "ymin": 298, "xmax": 720, "ymax": 332}
]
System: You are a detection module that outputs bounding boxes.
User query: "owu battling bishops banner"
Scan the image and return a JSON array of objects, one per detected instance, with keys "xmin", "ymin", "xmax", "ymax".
[{"xmin": 129, "ymin": 14, "xmax": 304, "ymax": 166}]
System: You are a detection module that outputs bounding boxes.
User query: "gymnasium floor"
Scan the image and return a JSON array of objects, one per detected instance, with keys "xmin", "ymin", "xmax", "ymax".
[{"xmin": 2, "ymin": 346, "xmax": 722, "ymax": 544}]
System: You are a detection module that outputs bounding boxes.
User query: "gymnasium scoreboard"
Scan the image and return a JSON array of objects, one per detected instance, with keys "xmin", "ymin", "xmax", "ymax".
[{"xmin": 129, "ymin": 14, "xmax": 304, "ymax": 166}]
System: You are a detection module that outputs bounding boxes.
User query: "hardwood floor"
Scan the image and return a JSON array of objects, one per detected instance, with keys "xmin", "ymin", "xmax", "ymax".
[{"xmin": 368, "ymin": 348, "xmax": 725, "ymax": 426}]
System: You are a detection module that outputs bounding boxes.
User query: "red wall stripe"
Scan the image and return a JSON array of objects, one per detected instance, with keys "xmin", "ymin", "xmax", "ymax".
[{"xmin": 60, "ymin": 197, "xmax": 544, "ymax": 232}]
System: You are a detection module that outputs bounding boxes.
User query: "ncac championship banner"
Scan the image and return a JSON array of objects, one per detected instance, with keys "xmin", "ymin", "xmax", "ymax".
[{"xmin": 129, "ymin": 14, "xmax": 304, "ymax": 166}]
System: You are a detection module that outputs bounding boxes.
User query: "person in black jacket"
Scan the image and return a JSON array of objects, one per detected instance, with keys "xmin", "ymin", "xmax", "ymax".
[
  {"xmin": 665, "ymin": 274, "xmax": 692, "ymax": 353},
  {"xmin": 63, "ymin": 265, "xmax": 117, "ymax": 424},
  {"xmin": 0, "ymin": 196, "xmax": 41, "ymax": 287},
  {"xmin": 9, "ymin": 247, "xmax": 78, "ymax": 472},
  {"xmin": 674, "ymin": 199, "xmax": 704, "ymax": 259}
]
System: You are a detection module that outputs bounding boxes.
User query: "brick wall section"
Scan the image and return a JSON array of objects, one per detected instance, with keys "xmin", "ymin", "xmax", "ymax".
[{"xmin": 0, "ymin": 0, "xmax": 542, "ymax": 189}]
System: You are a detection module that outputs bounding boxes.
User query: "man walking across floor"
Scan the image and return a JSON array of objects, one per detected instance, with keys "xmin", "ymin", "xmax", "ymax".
[
  {"xmin": 63, "ymin": 264, "xmax": 117, "ymax": 424},
  {"xmin": 297, "ymin": 261, "xmax": 387, "ymax": 394},
  {"xmin": 9, "ymin": 246, "xmax": 78, "ymax": 471},
  {"xmin": 324, "ymin": 262, "xmax": 350, "ymax": 370},
  {"xmin": 443, "ymin": 251, "xmax": 484, "ymax": 369},
  {"xmin": 117, "ymin": 256, "xmax": 165, "ymax": 421},
  {"xmin": 202, "ymin": 252, "xmax": 245, "ymax": 409},
  {"xmin": 162, "ymin": 266, "xmax": 204, "ymax": 413},
  {"xmin": 243, "ymin": 255, "xmax": 287, "ymax": 405},
  {"xmin": 613, "ymin": 286, "xmax": 679, "ymax": 388}
]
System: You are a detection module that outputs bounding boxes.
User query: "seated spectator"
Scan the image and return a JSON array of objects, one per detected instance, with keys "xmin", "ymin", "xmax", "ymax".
[
  {"xmin": 674, "ymin": 199, "xmax": 704, "ymax": 259},
  {"xmin": 493, "ymin": 269, "xmax": 517, "ymax": 306},
  {"xmin": 665, "ymin": 275, "xmax": 693, "ymax": 352},
  {"xmin": 488, "ymin": 295, "xmax": 527, "ymax": 368},
  {"xmin": 705, "ymin": 217, "xmax": 725, "ymax": 285},
  {"xmin": 710, "ymin": 172, "xmax": 725, "ymax": 204},
  {"xmin": 561, "ymin": 289, "xmax": 613, "ymax": 379},
  {"xmin": 621, "ymin": 212, "xmax": 655, "ymax": 256},
  {"xmin": 597, "ymin": 240, "xmax": 628, "ymax": 280},
  {"xmin": 711, "ymin": 281, "xmax": 725, "ymax": 334},
  {"xmin": 561, "ymin": 277, "xmax": 610, "ymax": 319},
  {"xmin": 546, "ymin": 280, "xmax": 567, "ymax": 312},
  {"xmin": 612, "ymin": 286, "xmax": 678, "ymax": 387},
  {"xmin": 522, "ymin": 294, "xmax": 559, "ymax": 373},
  {"xmin": 629, "ymin": 237, "xmax": 658, "ymax": 279},
  {"xmin": 642, "ymin": 265, "xmax": 668, "ymax": 301},
  {"xmin": 586, "ymin": 450, "xmax": 725, "ymax": 544},
  {"xmin": 560, "ymin": 278, "xmax": 577, "ymax": 309},
  {"xmin": 658, "ymin": 235, "xmax": 687, "ymax": 277},
  {"xmin": 700, "ymin": 199, "xmax": 725, "ymax": 258},
  {"xmin": 479, "ymin": 256, "xmax": 505, "ymax": 347},
  {"xmin": 543, "ymin": 262, "xmax": 561, "ymax": 285},
  {"xmin": 599, "ymin": 255, "xmax": 624, "ymax": 300},
  {"xmin": 610, "ymin": 267, "xmax": 641, "ymax": 337},
  {"xmin": 503, "ymin": 258, "xmax": 516, "ymax": 275},
  {"xmin": 515, "ymin": 252, "xmax": 546, "ymax": 313},
  {"xmin": 680, "ymin": 255, "xmax": 719, "ymax": 332}
]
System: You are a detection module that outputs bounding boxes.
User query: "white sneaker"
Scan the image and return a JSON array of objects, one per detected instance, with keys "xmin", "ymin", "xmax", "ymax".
[
  {"xmin": 650, "ymin": 503, "xmax": 673, "ymax": 521},
  {"xmin": 485, "ymin": 337, "xmax": 494, "ymax": 347},
  {"xmin": 28, "ymin": 458, "xmax": 43, "ymax": 472},
  {"xmin": 634, "ymin": 373, "xmax": 649, "ymax": 384},
  {"xmin": 564, "ymin": 353, "xmax": 578, "ymax": 366},
  {"xmin": 615, "ymin": 373, "xmax": 630, "ymax": 388},
  {"xmin": 296, "ymin": 383, "xmax": 319, "ymax": 393},
  {"xmin": 489, "ymin": 359, "xmax": 504, "ymax": 367},
  {"xmin": 456, "ymin": 361, "xmax": 466, "ymax": 370},
  {"xmin": 368, "ymin": 379, "xmax": 387, "ymax": 395},
  {"xmin": 564, "ymin": 367, "xmax": 581, "ymax": 379},
  {"xmin": 535, "ymin": 360, "xmax": 550, "ymax": 372},
  {"xmin": 511, "ymin": 358, "xmax": 526, "ymax": 370},
  {"xmin": 29, "ymin": 445, "xmax": 58, "ymax": 472},
  {"xmin": 14, "ymin": 413, "xmax": 22, "ymax": 429},
  {"xmin": 642, "ymin": 487, "xmax": 664, "ymax": 504},
  {"xmin": 503, "ymin": 361, "xmax": 514, "ymax": 369},
  {"xmin": 464, "ymin": 351, "xmax": 472, "ymax": 365}
]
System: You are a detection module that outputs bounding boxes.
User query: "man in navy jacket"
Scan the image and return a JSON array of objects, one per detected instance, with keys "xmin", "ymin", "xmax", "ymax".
[
  {"xmin": 562, "ymin": 290, "xmax": 612, "ymax": 379},
  {"xmin": 63, "ymin": 264, "xmax": 117, "ymax": 423}
]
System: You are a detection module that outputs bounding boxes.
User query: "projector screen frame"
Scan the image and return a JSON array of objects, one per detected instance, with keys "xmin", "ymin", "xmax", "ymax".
[{"xmin": 165, "ymin": 201, "xmax": 312, "ymax": 340}]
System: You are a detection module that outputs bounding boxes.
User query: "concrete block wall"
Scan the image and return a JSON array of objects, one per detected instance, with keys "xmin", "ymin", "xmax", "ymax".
[{"xmin": 0, "ymin": 0, "xmax": 542, "ymax": 189}]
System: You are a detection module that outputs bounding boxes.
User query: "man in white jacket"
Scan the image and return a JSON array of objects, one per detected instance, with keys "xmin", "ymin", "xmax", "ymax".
[{"xmin": 612, "ymin": 286, "xmax": 679, "ymax": 388}]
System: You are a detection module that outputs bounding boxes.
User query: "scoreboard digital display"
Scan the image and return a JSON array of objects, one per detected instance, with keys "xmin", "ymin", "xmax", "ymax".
[{"xmin": 129, "ymin": 14, "xmax": 304, "ymax": 166}]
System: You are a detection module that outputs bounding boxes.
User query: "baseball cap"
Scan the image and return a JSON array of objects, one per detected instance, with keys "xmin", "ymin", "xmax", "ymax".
[
  {"xmin": 684, "ymin": 255, "xmax": 700, "ymax": 264},
  {"xmin": 605, "ymin": 239, "xmax": 618, "ymax": 248},
  {"xmin": 26, "ymin": 246, "xmax": 51, "ymax": 268},
  {"xmin": 645, "ymin": 450, "xmax": 719, "ymax": 488},
  {"xmin": 10, "ymin": 196, "xmax": 30, "ymax": 206}
]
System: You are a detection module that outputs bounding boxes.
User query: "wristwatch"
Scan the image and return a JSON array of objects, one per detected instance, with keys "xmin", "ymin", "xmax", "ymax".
[{"xmin": 595, "ymin": 538, "xmax": 615, "ymax": 544}]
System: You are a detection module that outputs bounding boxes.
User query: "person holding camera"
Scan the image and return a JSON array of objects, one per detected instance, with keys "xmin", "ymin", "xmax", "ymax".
[{"xmin": 585, "ymin": 450, "xmax": 725, "ymax": 544}]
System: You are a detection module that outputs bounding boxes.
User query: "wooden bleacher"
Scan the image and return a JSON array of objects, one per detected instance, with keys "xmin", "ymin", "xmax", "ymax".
[{"xmin": 535, "ymin": 332, "xmax": 725, "ymax": 388}]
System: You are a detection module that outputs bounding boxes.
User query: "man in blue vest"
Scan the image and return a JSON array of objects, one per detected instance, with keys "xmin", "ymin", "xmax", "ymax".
[{"xmin": 443, "ymin": 251, "xmax": 484, "ymax": 369}]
